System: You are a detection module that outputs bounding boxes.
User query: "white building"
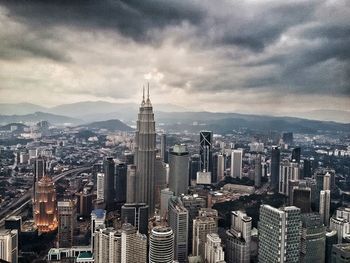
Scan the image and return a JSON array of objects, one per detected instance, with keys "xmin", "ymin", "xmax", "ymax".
[
  {"xmin": 279, "ymin": 160, "xmax": 299, "ymax": 196},
  {"xmin": 319, "ymin": 190, "xmax": 331, "ymax": 226},
  {"xmin": 205, "ymin": 233, "xmax": 225, "ymax": 263},
  {"xmin": 0, "ymin": 230, "xmax": 18, "ymax": 263},
  {"xmin": 230, "ymin": 149, "xmax": 243, "ymax": 179},
  {"xmin": 96, "ymin": 173, "xmax": 105, "ymax": 201}
]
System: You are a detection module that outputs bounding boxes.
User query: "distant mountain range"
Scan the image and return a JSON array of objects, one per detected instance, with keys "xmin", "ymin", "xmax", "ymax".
[
  {"xmin": 0, "ymin": 102, "xmax": 349, "ymax": 134},
  {"xmin": 79, "ymin": 119, "xmax": 133, "ymax": 132}
]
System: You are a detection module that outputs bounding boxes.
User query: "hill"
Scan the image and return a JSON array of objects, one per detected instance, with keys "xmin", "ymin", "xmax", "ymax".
[{"xmin": 79, "ymin": 119, "xmax": 133, "ymax": 132}]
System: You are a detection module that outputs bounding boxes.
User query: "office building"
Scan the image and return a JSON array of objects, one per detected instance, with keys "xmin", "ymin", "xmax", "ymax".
[
  {"xmin": 168, "ymin": 197, "xmax": 188, "ymax": 262},
  {"xmin": 320, "ymin": 190, "xmax": 331, "ymax": 226},
  {"xmin": 282, "ymin": 132, "xmax": 293, "ymax": 145},
  {"xmin": 154, "ymin": 157, "xmax": 166, "ymax": 208},
  {"xmin": 149, "ymin": 226, "xmax": 174, "ymax": 263},
  {"xmin": 330, "ymin": 216, "xmax": 350, "ymax": 244},
  {"xmin": 96, "ymin": 173, "xmax": 104, "ymax": 201},
  {"xmin": 76, "ymin": 189, "xmax": 94, "ymax": 217},
  {"xmin": 34, "ymin": 175, "xmax": 58, "ymax": 233},
  {"xmin": 5, "ymin": 217, "xmax": 22, "ymax": 233},
  {"xmin": 189, "ymin": 154, "xmax": 201, "ymax": 183},
  {"xmin": 255, "ymin": 154, "xmax": 262, "ymax": 187},
  {"xmin": 126, "ymin": 165, "xmax": 136, "ymax": 203},
  {"xmin": 193, "ymin": 209, "xmax": 218, "ymax": 259},
  {"xmin": 205, "ymin": 233, "xmax": 225, "ymax": 263},
  {"xmin": 121, "ymin": 203, "xmax": 149, "ymax": 235},
  {"xmin": 230, "ymin": 149, "xmax": 243, "ymax": 179},
  {"xmin": 291, "ymin": 147, "xmax": 301, "ymax": 163},
  {"xmin": 134, "ymin": 87, "xmax": 156, "ymax": 216},
  {"xmin": 200, "ymin": 131, "xmax": 213, "ymax": 173},
  {"xmin": 217, "ymin": 153, "xmax": 225, "ymax": 182},
  {"xmin": 0, "ymin": 230, "xmax": 18, "ymax": 263},
  {"xmin": 292, "ymin": 186, "xmax": 312, "ymax": 213},
  {"xmin": 168, "ymin": 144, "xmax": 189, "ymax": 196},
  {"xmin": 279, "ymin": 160, "xmax": 299, "ymax": 196},
  {"xmin": 300, "ymin": 213, "xmax": 326, "ymax": 263},
  {"xmin": 160, "ymin": 188, "xmax": 174, "ymax": 218},
  {"xmin": 196, "ymin": 171, "xmax": 211, "ymax": 185},
  {"xmin": 94, "ymin": 227, "xmax": 121, "ymax": 263},
  {"xmin": 331, "ymin": 244, "xmax": 350, "ymax": 263},
  {"xmin": 121, "ymin": 223, "xmax": 147, "ymax": 263},
  {"xmin": 324, "ymin": 172, "xmax": 331, "ymax": 191},
  {"xmin": 326, "ymin": 230, "xmax": 338, "ymax": 263},
  {"xmin": 225, "ymin": 211, "xmax": 251, "ymax": 263},
  {"xmin": 91, "ymin": 209, "xmax": 106, "ymax": 249},
  {"xmin": 270, "ymin": 146, "xmax": 280, "ymax": 192},
  {"xmin": 258, "ymin": 205, "xmax": 301, "ymax": 263},
  {"xmin": 57, "ymin": 200, "xmax": 76, "ymax": 248},
  {"xmin": 103, "ymin": 157, "xmax": 115, "ymax": 210},
  {"xmin": 115, "ymin": 163, "xmax": 127, "ymax": 204},
  {"xmin": 160, "ymin": 133, "xmax": 167, "ymax": 162}
]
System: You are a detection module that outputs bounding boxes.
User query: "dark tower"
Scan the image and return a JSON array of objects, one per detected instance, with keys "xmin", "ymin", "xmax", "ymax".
[
  {"xmin": 270, "ymin": 146, "xmax": 280, "ymax": 192},
  {"xmin": 199, "ymin": 131, "xmax": 213, "ymax": 173},
  {"xmin": 103, "ymin": 157, "xmax": 115, "ymax": 210}
]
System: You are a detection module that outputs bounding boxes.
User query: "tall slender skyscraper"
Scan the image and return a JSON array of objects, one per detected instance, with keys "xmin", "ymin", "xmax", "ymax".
[
  {"xmin": 230, "ymin": 149, "xmax": 243, "ymax": 179},
  {"xmin": 160, "ymin": 134, "xmax": 167, "ymax": 162},
  {"xmin": 168, "ymin": 144, "xmax": 189, "ymax": 196},
  {"xmin": 320, "ymin": 190, "xmax": 331, "ymax": 226},
  {"xmin": 134, "ymin": 86, "xmax": 156, "ymax": 215},
  {"xmin": 57, "ymin": 200, "xmax": 76, "ymax": 248},
  {"xmin": 270, "ymin": 146, "xmax": 280, "ymax": 192},
  {"xmin": 103, "ymin": 157, "xmax": 115, "ymax": 210},
  {"xmin": 200, "ymin": 131, "xmax": 213, "ymax": 173}
]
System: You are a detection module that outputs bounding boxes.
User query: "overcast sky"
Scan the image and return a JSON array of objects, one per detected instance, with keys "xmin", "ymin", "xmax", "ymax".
[{"xmin": 0, "ymin": 0, "xmax": 349, "ymax": 115}]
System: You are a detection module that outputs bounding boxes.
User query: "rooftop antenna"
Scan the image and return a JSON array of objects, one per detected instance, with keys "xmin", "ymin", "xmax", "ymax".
[
  {"xmin": 147, "ymin": 82, "xmax": 150, "ymax": 100},
  {"xmin": 142, "ymin": 85, "xmax": 145, "ymax": 104}
]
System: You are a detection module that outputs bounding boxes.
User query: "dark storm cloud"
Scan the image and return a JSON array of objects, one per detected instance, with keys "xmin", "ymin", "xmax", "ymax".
[{"xmin": 0, "ymin": 0, "xmax": 349, "ymax": 110}]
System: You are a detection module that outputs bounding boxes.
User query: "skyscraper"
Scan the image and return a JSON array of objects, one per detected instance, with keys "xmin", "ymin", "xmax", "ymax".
[
  {"xmin": 160, "ymin": 133, "xmax": 167, "ymax": 162},
  {"xmin": 94, "ymin": 227, "xmax": 121, "ymax": 263},
  {"xmin": 0, "ymin": 229, "xmax": 18, "ymax": 263},
  {"xmin": 200, "ymin": 131, "xmax": 213, "ymax": 173},
  {"xmin": 291, "ymin": 147, "xmax": 301, "ymax": 163},
  {"xmin": 126, "ymin": 165, "xmax": 136, "ymax": 203},
  {"xmin": 96, "ymin": 173, "xmax": 104, "ymax": 201},
  {"xmin": 168, "ymin": 197, "xmax": 189, "ymax": 262},
  {"xmin": 154, "ymin": 157, "xmax": 166, "ymax": 208},
  {"xmin": 115, "ymin": 162, "xmax": 127, "ymax": 204},
  {"xmin": 121, "ymin": 203, "xmax": 149, "ymax": 235},
  {"xmin": 149, "ymin": 226, "xmax": 174, "ymax": 263},
  {"xmin": 121, "ymin": 223, "xmax": 147, "ymax": 263},
  {"xmin": 34, "ymin": 175, "xmax": 58, "ymax": 233},
  {"xmin": 193, "ymin": 209, "xmax": 218, "ymax": 260},
  {"xmin": 204, "ymin": 233, "xmax": 225, "ymax": 263},
  {"xmin": 230, "ymin": 149, "xmax": 243, "ymax": 179},
  {"xmin": 168, "ymin": 144, "xmax": 189, "ymax": 196},
  {"xmin": 279, "ymin": 160, "xmax": 300, "ymax": 196},
  {"xmin": 292, "ymin": 186, "xmax": 312, "ymax": 213},
  {"xmin": 189, "ymin": 154, "xmax": 201, "ymax": 184},
  {"xmin": 270, "ymin": 146, "xmax": 280, "ymax": 192},
  {"xmin": 57, "ymin": 200, "xmax": 76, "ymax": 248},
  {"xmin": 225, "ymin": 211, "xmax": 251, "ymax": 263},
  {"xmin": 33, "ymin": 156, "xmax": 45, "ymax": 203},
  {"xmin": 134, "ymin": 86, "xmax": 156, "ymax": 215},
  {"xmin": 103, "ymin": 157, "xmax": 115, "ymax": 210},
  {"xmin": 90, "ymin": 209, "xmax": 106, "ymax": 249},
  {"xmin": 258, "ymin": 205, "xmax": 301, "ymax": 263},
  {"xmin": 217, "ymin": 153, "xmax": 225, "ymax": 182},
  {"xmin": 320, "ymin": 190, "xmax": 331, "ymax": 226},
  {"xmin": 300, "ymin": 213, "xmax": 326, "ymax": 263},
  {"xmin": 255, "ymin": 154, "xmax": 262, "ymax": 187}
]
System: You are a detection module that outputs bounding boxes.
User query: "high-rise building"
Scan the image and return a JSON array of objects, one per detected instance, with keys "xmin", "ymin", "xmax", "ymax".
[
  {"xmin": 225, "ymin": 211, "xmax": 251, "ymax": 263},
  {"xmin": 189, "ymin": 154, "xmax": 201, "ymax": 183},
  {"xmin": 300, "ymin": 213, "xmax": 326, "ymax": 263},
  {"xmin": 230, "ymin": 149, "xmax": 243, "ymax": 179},
  {"xmin": 205, "ymin": 233, "xmax": 225, "ymax": 263},
  {"xmin": 91, "ymin": 209, "xmax": 106, "ymax": 249},
  {"xmin": 76, "ymin": 189, "xmax": 94, "ymax": 217},
  {"xmin": 160, "ymin": 134, "xmax": 167, "ymax": 162},
  {"xmin": 279, "ymin": 160, "xmax": 299, "ymax": 196},
  {"xmin": 126, "ymin": 165, "xmax": 136, "ymax": 203},
  {"xmin": 134, "ymin": 87, "xmax": 156, "ymax": 216},
  {"xmin": 94, "ymin": 227, "xmax": 121, "ymax": 263},
  {"xmin": 57, "ymin": 200, "xmax": 76, "ymax": 248},
  {"xmin": 258, "ymin": 205, "xmax": 301, "ymax": 263},
  {"xmin": 303, "ymin": 158, "xmax": 312, "ymax": 178},
  {"xmin": 0, "ymin": 229, "xmax": 18, "ymax": 263},
  {"xmin": 121, "ymin": 223, "xmax": 147, "ymax": 263},
  {"xmin": 193, "ymin": 209, "xmax": 218, "ymax": 260},
  {"xmin": 34, "ymin": 175, "xmax": 58, "ymax": 233},
  {"xmin": 149, "ymin": 226, "xmax": 174, "ymax": 263},
  {"xmin": 255, "ymin": 154, "xmax": 262, "ymax": 187},
  {"xmin": 33, "ymin": 156, "xmax": 46, "ymax": 202},
  {"xmin": 291, "ymin": 147, "xmax": 301, "ymax": 163},
  {"xmin": 292, "ymin": 186, "xmax": 311, "ymax": 213},
  {"xmin": 154, "ymin": 157, "xmax": 166, "ymax": 208},
  {"xmin": 320, "ymin": 190, "xmax": 331, "ymax": 226},
  {"xmin": 270, "ymin": 146, "xmax": 280, "ymax": 192},
  {"xmin": 115, "ymin": 163, "xmax": 127, "ymax": 204},
  {"xmin": 180, "ymin": 195, "xmax": 206, "ymax": 254},
  {"xmin": 323, "ymin": 172, "xmax": 331, "ymax": 191},
  {"xmin": 168, "ymin": 197, "xmax": 188, "ymax": 262},
  {"xmin": 121, "ymin": 203, "xmax": 149, "ymax": 235},
  {"xmin": 160, "ymin": 188, "xmax": 174, "ymax": 219},
  {"xmin": 4, "ymin": 216, "xmax": 22, "ymax": 233},
  {"xmin": 331, "ymin": 244, "xmax": 350, "ymax": 263},
  {"xmin": 325, "ymin": 230, "xmax": 338, "ymax": 263},
  {"xmin": 200, "ymin": 131, "xmax": 213, "ymax": 173},
  {"xmin": 96, "ymin": 173, "xmax": 104, "ymax": 201},
  {"xmin": 217, "ymin": 153, "xmax": 225, "ymax": 182},
  {"xmin": 330, "ymin": 216, "xmax": 350, "ymax": 244},
  {"xmin": 282, "ymin": 132, "xmax": 293, "ymax": 145},
  {"xmin": 103, "ymin": 157, "xmax": 115, "ymax": 210},
  {"xmin": 168, "ymin": 144, "xmax": 189, "ymax": 196}
]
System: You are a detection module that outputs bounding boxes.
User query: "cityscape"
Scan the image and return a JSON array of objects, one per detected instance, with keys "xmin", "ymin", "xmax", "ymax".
[{"xmin": 0, "ymin": 1, "xmax": 350, "ymax": 263}]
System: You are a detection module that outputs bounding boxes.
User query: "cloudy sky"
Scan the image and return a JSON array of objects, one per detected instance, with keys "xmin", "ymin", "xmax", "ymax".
[{"xmin": 0, "ymin": 0, "xmax": 349, "ymax": 116}]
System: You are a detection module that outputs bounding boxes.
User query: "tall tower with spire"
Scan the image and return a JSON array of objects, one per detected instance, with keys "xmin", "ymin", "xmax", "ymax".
[{"xmin": 134, "ymin": 84, "xmax": 156, "ymax": 216}]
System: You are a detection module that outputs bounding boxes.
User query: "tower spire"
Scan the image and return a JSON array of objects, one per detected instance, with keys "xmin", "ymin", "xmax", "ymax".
[
  {"xmin": 147, "ymin": 82, "xmax": 150, "ymax": 100},
  {"xmin": 141, "ymin": 85, "xmax": 145, "ymax": 105}
]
